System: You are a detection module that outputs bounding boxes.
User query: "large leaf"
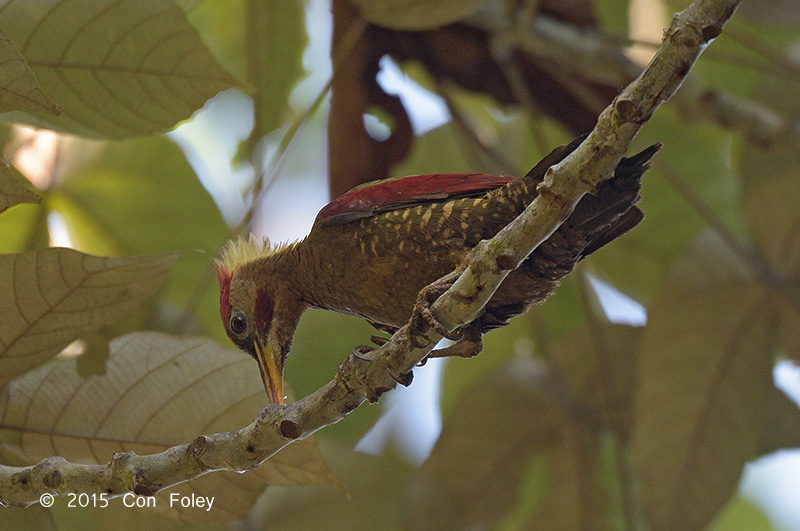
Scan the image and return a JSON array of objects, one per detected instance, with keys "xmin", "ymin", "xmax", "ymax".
[
  {"xmin": 2, "ymin": 503, "xmax": 56, "ymax": 530},
  {"xmin": 0, "ymin": 164, "xmax": 40, "ymax": 214},
  {"xmin": 0, "ymin": 24, "xmax": 59, "ymax": 114},
  {"xmin": 744, "ymin": 167, "xmax": 800, "ymax": 285},
  {"xmin": 53, "ymin": 136, "xmax": 227, "ymax": 255},
  {"xmin": 631, "ymin": 232, "xmax": 779, "ymax": 531},
  {"xmin": 180, "ymin": 0, "xmax": 247, "ymax": 82},
  {"xmin": 247, "ymin": 0, "xmax": 307, "ymax": 139},
  {"xmin": 708, "ymin": 496, "xmax": 774, "ymax": 531},
  {"xmin": 50, "ymin": 135, "xmax": 229, "ymax": 339},
  {"xmin": 286, "ymin": 309, "xmax": 384, "ymax": 442},
  {"xmin": 408, "ymin": 358, "xmax": 565, "ymax": 530},
  {"xmin": 0, "ymin": 248, "xmax": 178, "ymax": 384},
  {"xmin": 254, "ymin": 446, "xmax": 411, "ymax": 530},
  {"xmin": 744, "ymin": 173, "xmax": 800, "ymax": 362},
  {"xmin": 0, "ymin": 332, "xmax": 341, "ymax": 523},
  {"xmin": 549, "ymin": 323, "xmax": 642, "ymax": 437},
  {"xmin": 0, "ymin": 202, "xmax": 49, "ymax": 254},
  {"xmin": 0, "ymin": 0, "xmax": 239, "ymax": 138},
  {"xmin": 739, "ymin": 65, "xmax": 800, "ymax": 361},
  {"xmin": 523, "ymin": 426, "xmax": 607, "ymax": 530}
]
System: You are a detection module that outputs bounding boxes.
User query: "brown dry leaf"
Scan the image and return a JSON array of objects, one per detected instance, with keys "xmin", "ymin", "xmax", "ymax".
[
  {"xmin": 758, "ymin": 384, "xmax": 800, "ymax": 455},
  {"xmin": 0, "ymin": 332, "xmax": 341, "ymax": 523},
  {"xmin": 525, "ymin": 424, "xmax": 608, "ymax": 530},
  {"xmin": 0, "ymin": 24, "xmax": 60, "ymax": 114},
  {"xmin": 349, "ymin": 0, "xmax": 483, "ymax": 29},
  {"xmin": 408, "ymin": 357, "xmax": 565, "ymax": 530},
  {"xmin": 0, "ymin": 165, "xmax": 41, "ymax": 215},
  {"xmin": 0, "ymin": 249, "xmax": 178, "ymax": 384},
  {"xmin": 549, "ymin": 323, "xmax": 642, "ymax": 437},
  {"xmin": 632, "ymin": 232, "xmax": 778, "ymax": 531},
  {"xmin": 1, "ymin": 502, "xmax": 57, "ymax": 529},
  {"xmin": 744, "ymin": 172, "xmax": 800, "ymax": 361}
]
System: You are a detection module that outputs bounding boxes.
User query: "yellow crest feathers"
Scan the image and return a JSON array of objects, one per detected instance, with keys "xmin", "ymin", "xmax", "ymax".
[{"xmin": 213, "ymin": 234, "xmax": 290, "ymax": 274}]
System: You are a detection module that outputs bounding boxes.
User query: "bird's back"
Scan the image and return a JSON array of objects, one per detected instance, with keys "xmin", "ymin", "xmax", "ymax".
[{"xmin": 302, "ymin": 137, "xmax": 657, "ymax": 331}]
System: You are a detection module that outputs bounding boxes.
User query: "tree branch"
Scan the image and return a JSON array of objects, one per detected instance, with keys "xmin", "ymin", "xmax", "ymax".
[
  {"xmin": 477, "ymin": 8, "xmax": 800, "ymax": 153},
  {"xmin": 0, "ymin": 0, "xmax": 742, "ymax": 509}
]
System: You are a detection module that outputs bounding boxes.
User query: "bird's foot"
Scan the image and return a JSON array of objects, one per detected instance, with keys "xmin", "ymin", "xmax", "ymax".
[
  {"xmin": 419, "ymin": 321, "xmax": 484, "ymax": 365},
  {"xmin": 366, "ymin": 319, "xmax": 399, "ymax": 336},
  {"xmin": 409, "ymin": 269, "xmax": 465, "ymax": 347},
  {"xmin": 350, "ymin": 335, "xmax": 414, "ymax": 403},
  {"xmin": 385, "ymin": 367, "xmax": 414, "ymax": 387},
  {"xmin": 351, "ymin": 335, "xmax": 391, "ymax": 361}
]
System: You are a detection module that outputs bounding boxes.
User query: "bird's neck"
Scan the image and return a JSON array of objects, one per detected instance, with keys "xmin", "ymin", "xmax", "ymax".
[{"xmin": 256, "ymin": 238, "xmax": 331, "ymax": 311}]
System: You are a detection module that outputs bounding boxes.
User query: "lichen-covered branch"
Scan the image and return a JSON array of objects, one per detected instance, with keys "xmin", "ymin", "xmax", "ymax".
[{"xmin": 0, "ymin": 0, "xmax": 742, "ymax": 509}]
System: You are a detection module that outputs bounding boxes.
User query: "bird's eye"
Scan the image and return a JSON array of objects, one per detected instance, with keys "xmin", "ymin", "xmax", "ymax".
[{"xmin": 229, "ymin": 312, "xmax": 249, "ymax": 337}]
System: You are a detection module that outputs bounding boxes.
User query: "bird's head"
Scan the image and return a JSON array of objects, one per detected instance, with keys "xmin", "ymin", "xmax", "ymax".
[{"xmin": 213, "ymin": 235, "xmax": 300, "ymax": 405}]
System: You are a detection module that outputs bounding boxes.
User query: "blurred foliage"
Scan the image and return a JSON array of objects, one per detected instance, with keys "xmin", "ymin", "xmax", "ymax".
[{"xmin": 0, "ymin": 0, "xmax": 799, "ymax": 530}]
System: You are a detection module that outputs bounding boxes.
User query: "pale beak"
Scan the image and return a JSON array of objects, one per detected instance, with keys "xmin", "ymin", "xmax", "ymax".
[{"xmin": 254, "ymin": 339, "xmax": 284, "ymax": 405}]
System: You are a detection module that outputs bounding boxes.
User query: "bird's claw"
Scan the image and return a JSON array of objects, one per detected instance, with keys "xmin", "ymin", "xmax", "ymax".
[
  {"xmin": 351, "ymin": 334, "xmax": 391, "ymax": 361},
  {"xmin": 352, "ymin": 344, "xmax": 373, "ymax": 361},
  {"xmin": 428, "ymin": 321, "xmax": 484, "ymax": 360},
  {"xmin": 409, "ymin": 269, "xmax": 464, "ymax": 343},
  {"xmin": 386, "ymin": 366, "xmax": 414, "ymax": 387},
  {"xmin": 369, "ymin": 335, "xmax": 390, "ymax": 346}
]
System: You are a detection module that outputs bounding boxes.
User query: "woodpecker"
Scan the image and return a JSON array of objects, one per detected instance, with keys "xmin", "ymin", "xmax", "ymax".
[{"xmin": 214, "ymin": 136, "xmax": 659, "ymax": 404}]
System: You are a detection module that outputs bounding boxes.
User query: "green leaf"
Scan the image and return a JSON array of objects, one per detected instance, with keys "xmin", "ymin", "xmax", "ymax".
[
  {"xmin": 708, "ymin": 496, "xmax": 774, "ymax": 531},
  {"xmin": 287, "ymin": 309, "xmax": 383, "ymax": 442},
  {"xmin": 0, "ymin": 332, "xmax": 342, "ymax": 523},
  {"xmin": 632, "ymin": 231, "xmax": 775, "ymax": 531},
  {"xmin": 0, "ymin": 0, "xmax": 239, "ymax": 138},
  {"xmin": 247, "ymin": 0, "xmax": 307, "ymax": 138},
  {"xmin": 0, "ymin": 24, "xmax": 60, "ymax": 114},
  {"xmin": 392, "ymin": 122, "xmax": 479, "ymax": 176},
  {"xmin": 738, "ymin": 39, "xmax": 800, "ymax": 196},
  {"xmin": 740, "ymin": 108, "xmax": 800, "ymax": 362},
  {"xmin": 0, "ymin": 249, "xmax": 178, "ymax": 384},
  {"xmin": 594, "ymin": 0, "xmax": 629, "ymax": 37},
  {"xmin": 181, "ymin": 0, "xmax": 248, "ymax": 83},
  {"xmin": 591, "ymin": 108, "xmax": 743, "ymax": 303},
  {"xmin": 50, "ymin": 135, "xmax": 229, "ymax": 338},
  {"xmin": 0, "ymin": 202, "xmax": 49, "ymax": 254},
  {"xmin": 439, "ymin": 315, "xmax": 526, "ymax": 417},
  {"xmin": 349, "ymin": 0, "xmax": 484, "ymax": 30},
  {"xmin": 55, "ymin": 136, "xmax": 227, "ymax": 255},
  {"xmin": 744, "ymin": 167, "xmax": 800, "ymax": 280},
  {"xmin": 0, "ymin": 164, "xmax": 40, "ymax": 214}
]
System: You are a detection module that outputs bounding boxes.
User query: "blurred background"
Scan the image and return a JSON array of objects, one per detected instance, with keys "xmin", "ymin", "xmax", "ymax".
[{"xmin": 2, "ymin": 0, "xmax": 800, "ymax": 529}]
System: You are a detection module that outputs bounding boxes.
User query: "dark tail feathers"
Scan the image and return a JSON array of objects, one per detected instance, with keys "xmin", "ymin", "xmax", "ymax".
[{"xmin": 532, "ymin": 141, "xmax": 661, "ymax": 266}]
